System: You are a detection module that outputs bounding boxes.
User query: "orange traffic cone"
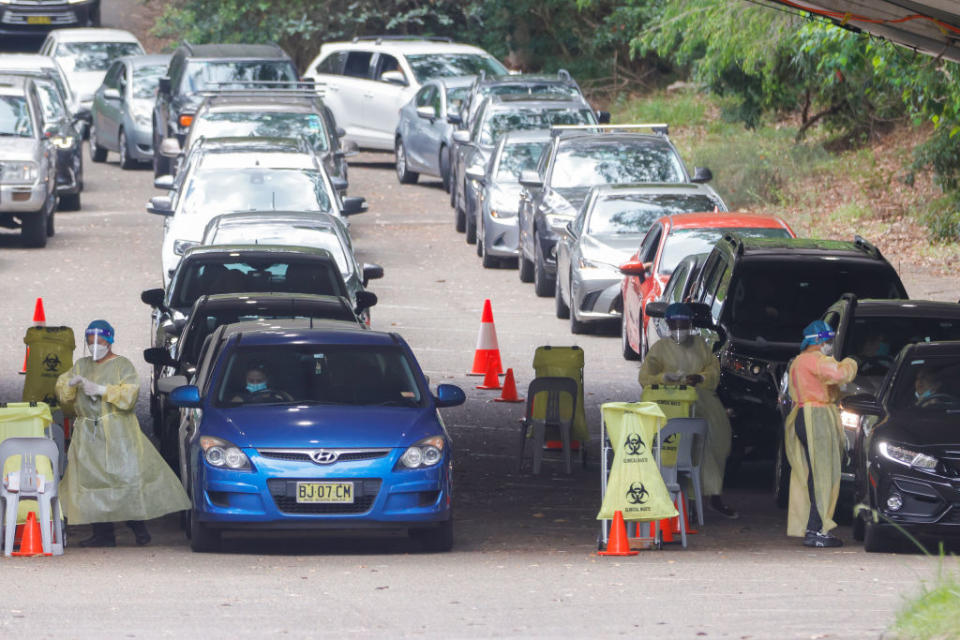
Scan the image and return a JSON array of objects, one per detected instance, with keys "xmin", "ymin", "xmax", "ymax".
[
  {"xmin": 19, "ymin": 346, "xmax": 29, "ymax": 375},
  {"xmin": 12, "ymin": 511, "xmax": 50, "ymax": 557},
  {"xmin": 476, "ymin": 357, "xmax": 502, "ymax": 390},
  {"xmin": 494, "ymin": 368, "xmax": 524, "ymax": 403},
  {"xmin": 599, "ymin": 510, "xmax": 638, "ymax": 556},
  {"xmin": 650, "ymin": 517, "xmax": 676, "ymax": 543},
  {"xmin": 467, "ymin": 299, "xmax": 502, "ymax": 376},
  {"xmin": 32, "ymin": 297, "xmax": 46, "ymax": 326}
]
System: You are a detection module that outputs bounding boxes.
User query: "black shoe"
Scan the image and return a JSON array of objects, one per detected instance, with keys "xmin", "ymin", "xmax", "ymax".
[
  {"xmin": 803, "ymin": 530, "xmax": 843, "ymax": 548},
  {"xmin": 709, "ymin": 496, "xmax": 739, "ymax": 519},
  {"xmin": 79, "ymin": 523, "xmax": 115, "ymax": 547},
  {"xmin": 126, "ymin": 520, "xmax": 151, "ymax": 546}
]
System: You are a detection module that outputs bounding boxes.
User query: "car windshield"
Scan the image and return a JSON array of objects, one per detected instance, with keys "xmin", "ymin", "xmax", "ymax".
[
  {"xmin": 132, "ymin": 64, "xmax": 167, "ymax": 99},
  {"xmin": 215, "ymin": 345, "xmax": 423, "ymax": 408},
  {"xmin": 170, "ymin": 259, "xmax": 347, "ymax": 308},
  {"xmin": 660, "ymin": 227, "xmax": 790, "ymax": 275},
  {"xmin": 34, "ymin": 79, "xmax": 67, "ymax": 121},
  {"xmin": 480, "ymin": 107, "xmax": 594, "ymax": 145},
  {"xmin": 551, "ymin": 141, "xmax": 687, "ymax": 188},
  {"xmin": 889, "ymin": 355, "xmax": 960, "ymax": 414},
  {"xmin": 180, "ymin": 60, "xmax": 297, "ymax": 93},
  {"xmin": 483, "ymin": 83, "xmax": 580, "ymax": 100},
  {"xmin": 178, "ymin": 168, "xmax": 332, "ymax": 216},
  {"xmin": 726, "ymin": 261, "xmax": 906, "ymax": 343},
  {"xmin": 192, "ymin": 112, "xmax": 328, "ymax": 151},
  {"xmin": 844, "ymin": 316, "xmax": 960, "ymax": 377},
  {"xmin": 496, "ymin": 141, "xmax": 547, "ymax": 181},
  {"xmin": 0, "ymin": 96, "xmax": 33, "ymax": 137},
  {"xmin": 210, "ymin": 223, "xmax": 351, "ymax": 274},
  {"xmin": 406, "ymin": 54, "xmax": 507, "ymax": 83},
  {"xmin": 589, "ymin": 194, "xmax": 721, "ymax": 235},
  {"xmin": 55, "ymin": 42, "xmax": 143, "ymax": 72}
]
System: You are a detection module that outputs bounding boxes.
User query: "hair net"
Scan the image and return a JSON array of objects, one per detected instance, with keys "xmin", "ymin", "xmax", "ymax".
[
  {"xmin": 85, "ymin": 319, "xmax": 115, "ymax": 344},
  {"xmin": 801, "ymin": 320, "xmax": 835, "ymax": 350},
  {"xmin": 664, "ymin": 303, "xmax": 692, "ymax": 321}
]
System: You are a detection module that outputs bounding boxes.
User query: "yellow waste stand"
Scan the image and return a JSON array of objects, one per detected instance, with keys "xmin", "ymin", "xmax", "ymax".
[
  {"xmin": 532, "ymin": 346, "xmax": 588, "ymax": 442},
  {"xmin": 22, "ymin": 326, "xmax": 75, "ymax": 407},
  {"xmin": 640, "ymin": 385, "xmax": 697, "ymax": 467},
  {"xmin": 0, "ymin": 402, "xmax": 55, "ymax": 524}
]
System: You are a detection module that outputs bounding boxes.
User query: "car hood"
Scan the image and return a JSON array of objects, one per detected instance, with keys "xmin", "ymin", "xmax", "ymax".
[
  {"xmin": 0, "ymin": 137, "xmax": 41, "ymax": 163},
  {"xmin": 554, "ymin": 187, "xmax": 591, "ymax": 211},
  {"xmin": 876, "ymin": 411, "xmax": 960, "ymax": 449},
  {"xmin": 210, "ymin": 405, "xmax": 441, "ymax": 449}
]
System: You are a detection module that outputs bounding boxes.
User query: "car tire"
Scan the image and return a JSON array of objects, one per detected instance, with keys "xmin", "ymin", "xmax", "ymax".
[
  {"xmin": 189, "ymin": 510, "xmax": 222, "ymax": 553},
  {"xmin": 455, "ymin": 201, "xmax": 465, "ymax": 233},
  {"xmin": 410, "ymin": 518, "xmax": 453, "ymax": 552},
  {"xmin": 46, "ymin": 207, "xmax": 55, "ymax": 237},
  {"xmin": 395, "ymin": 138, "xmax": 418, "ymax": 184},
  {"xmin": 570, "ymin": 294, "xmax": 588, "ymax": 334},
  {"xmin": 863, "ymin": 521, "xmax": 893, "ymax": 553},
  {"xmin": 450, "ymin": 174, "xmax": 457, "ymax": 208},
  {"xmin": 153, "ymin": 125, "xmax": 171, "ymax": 178},
  {"xmin": 639, "ymin": 321, "xmax": 649, "ymax": 360},
  {"xmin": 21, "ymin": 205, "xmax": 48, "ymax": 248},
  {"xmin": 621, "ymin": 313, "xmax": 640, "ymax": 361},
  {"xmin": 519, "ymin": 254, "xmax": 534, "ymax": 283},
  {"xmin": 440, "ymin": 146, "xmax": 451, "ymax": 193},
  {"xmin": 555, "ymin": 275, "xmax": 570, "ymax": 319},
  {"xmin": 465, "ymin": 209, "xmax": 477, "ymax": 245},
  {"xmin": 533, "ymin": 238, "xmax": 555, "ymax": 298},
  {"xmin": 119, "ymin": 129, "xmax": 136, "ymax": 170},
  {"xmin": 89, "ymin": 125, "xmax": 107, "ymax": 163},
  {"xmin": 834, "ymin": 493, "xmax": 853, "ymax": 525},
  {"xmin": 58, "ymin": 192, "xmax": 80, "ymax": 211}
]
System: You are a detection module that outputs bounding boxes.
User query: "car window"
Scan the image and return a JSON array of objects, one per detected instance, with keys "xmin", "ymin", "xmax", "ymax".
[
  {"xmin": 846, "ymin": 316, "xmax": 960, "ymax": 376},
  {"xmin": 54, "ymin": 42, "xmax": 144, "ymax": 73},
  {"xmin": 132, "ymin": 63, "xmax": 167, "ymax": 99},
  {"xmin": 588, "ymin": 194, "xmax": 720, "ymax": 236},
  {"xmin": 658, "ymin": 227, "xmax": 791, "ymax": 276},
  {"xmin": 315, "ymin": 51, "xmax": 346, "ymax": 75},
  {"xmin": 480, "ymin": 107, "xmax": 595, "ymax": 146},
  {"xmin": 414, "ymin": 85, "xmax": 433, "ymax": 108},
  {"xmin": 209, "ymin": 223, "xmax": 352, "ymax": 275},
  {"xmin": 551, "ymin": 140, "xmax": 686, "ymax": 188},
  {"xmin": 117, "ymin": 65, "xmax": 128, "ymax": 95},
  {"xmin": 34, "ymin": 79, "xmax": 67, "ymax": 122},
  {"xmin": 701, "ymin": 256, "xmax": 728, "ymax": 310},
  {"xmin": 637, "ymin": 224, "xmax": 663, "ymax": 263},
  {"xmin": 375, "ymin": 54, "xmax": 404, "ymax": 83},
  {"xmin": 0, "ymin": 95, "xmax": 34, "ymax": 137},
  {"xmin": 215, "ymin": 345, "xmax": 423, "ymax": 408},
  {"xmin": 823, "ymin": 310, "xmax": 841, "ymax": 331},
  {"xmin": 445, "ymin": 86, "xmax": 468, "ymax": 115},
  {"xmin": 343, "ymin": 51, "xmax": 373, "ymax": 79},
  {"xmin": 190, "ymin": 112, "xmax": 329, "ymax": 151},
  {"xmin": 484, "ymin": 83, "xmax": 580, "ymax": 100},
  {"xmin": 496, "ymin": 141, "xmax": 547, "ymax": 182},
  {"xmin": 102, "ymin": 61, "xmax": 123, "ymax": 90},
  {"xmin": 178, "ymin": 168, "xmax": 332, "ymax": 216},
  {"xmin": 180, "ymin": 60, "xmax": 297, "ymax": 93},
  {"xmin": 665, "ymin": 261, "xmax": 691, "ymax": 304},
  {"xmin": 889, "ymin": 355, "xmax": 960, "ymax": 414},
  {"xmin": 406, "ymin": 54, "xmax": 508, "ymax": 84}
]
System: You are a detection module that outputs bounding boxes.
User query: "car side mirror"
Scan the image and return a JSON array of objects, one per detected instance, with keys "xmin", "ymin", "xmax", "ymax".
[
  {"xmin": 596, "ymin": 110, "xmax": 611, "ymax": 124},
  {"xmin": 74, "ymin": 106, "xmax": 92, "ymax": 124},
  {"xmin": 416, "ymin": 105, "xmax": 437, "ymax": 121},
  {"xmin": 465, "ymin": 165, "xmax": 485, "ymax": 182},
  {"xmin": 336, "ymin": 127, "xmax": 346, "ymax": 138},
  {"xmin": 380, "ymin": 70, "xmax": 407, "ymax": 86},
  {"xmin": 341, "ymin": 196, "xmax": 367, "ymax": 216},
  {"xmin": 618, "ymin": 259, "xmax": 649, "ymax": 278},
  {"xmin": 691, "ymin": 166, "xmax": 713, "ymax": 183},
  {"xmin": 158, "ymin": 77, "xmax": 171, "ymax": 95},
  {"xmin": 168, "ymin": 384, "xmax": 201, "ymax": 407},
  {"xmin": 435, "ymin": 383, "xmax": 466, "ymax": 408},
  {"xmin": 103, "ymin": 87, "xmax": 121, "ymax": 101},
  {"xmin": 362, "ymin": 263, "xmax": 384, "ymax": 286},
  {"xmin": 159, "ymin": 138, "xmax": 181, "ymax": 158},
  {"xmin": 645, "ymin": 301, "xmax": 667, "ymax": 318},
  {"xmin": 452, "ymin": 130, "xmax": 471, "ymax": 144},
  {"xmin": 140, "ymin": 287, "xmax": 166, "ymax": 310},
  {"xmin": 143, "ymin": 347, "xmax": 178, "ymax": 368},
  {"xmin": 355, "ymin": 290, "xmax": 378, "ymax": 314},
  {"xmin": 518, "ymin": 170, "xmax": 543, "ymax": 189},
  {"xmin": 153, "ymin": 174, "xmax": 174, "ymax": 190},
  {"xmin": 161, "ymin": 317, "xmax": 187, "ymax": 337},
  {"xmin": 330, "ymin": 176, "xmax": 348, "ymax": 192},
  {"xmin": 147, "ymin": 196, "xmax": 174, "ymax": 216},
  {"xmin": 446, "ymin": 113, "xmax": 462, "ymax": 126},
  {"xmin": 841, "ymin": 393, "xmax": 884, "ymax": 417}
]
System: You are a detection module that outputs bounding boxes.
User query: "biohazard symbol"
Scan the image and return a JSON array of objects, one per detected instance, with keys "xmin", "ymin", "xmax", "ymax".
[
  {"xmin": 624, "ymin": 432, "xmax": 646, "ymax": 456},
  {"xmin": 663, "ymin": 433, "xmax": 678, "ymax": 445},
  {"xmin": 626, "ymin": 482, "xmax": 649, "ymax": 505},
  {"xmin": 42, "ymin": 353, "xmax": 61, "ymax": 373}
]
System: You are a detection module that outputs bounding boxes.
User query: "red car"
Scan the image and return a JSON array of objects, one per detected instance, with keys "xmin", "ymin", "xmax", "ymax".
[{"xmin": 619, "ymin": 212, "xmax": 796, "ymax": 360}]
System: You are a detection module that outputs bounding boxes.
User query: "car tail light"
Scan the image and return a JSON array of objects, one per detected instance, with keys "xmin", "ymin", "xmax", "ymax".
[{"xmin": 179, "ymin": 113, "xmax": 194, "ymax": 128}]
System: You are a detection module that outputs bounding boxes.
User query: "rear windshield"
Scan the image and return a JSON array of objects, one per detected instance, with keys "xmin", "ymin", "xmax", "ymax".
[
  {"xmin": 844, "ymin": 315, "xmax": 960, "ymax": 377},
  {"xmin": 551, "ymin": 141, "xmax": 686, "ymax": 188},
  {"xmin": 192, "ymin": 112, "xmax": 328, "ymax": 151},
  {"xmin": 480, "ymin": 107, "xmax": 594, "ymax": 145},
  {"xmin": 496, "ymin": 141, "xmax": 547, "ymax": 181},
  {"xmin": 726, "ymin": 261, "xmax": 905, "ymax": 343},
  {"xmin": 132, "ymin": 64, "xmax": 168, "ymax": 99},
  {"xmin": 889, "ymin": 355, "xmax": 960, "ymax": 414},
  {"xmin": 406, "ymin": 54, "xmax": 507, "ymax": 83},
  {"xmin": 0, "ymin": 96, "xmax": 33, "ymax": 137},
  {"xmin": 170, "ymin": 259, "xmax": 347, "ymax": 308},
  {"xmin": 215, "ymin": 345, "xmax": 423, "ymax": 408},
  {"xmin": 659, "ymin": 227, "xmax": 790, "ymax": 275},
  {"xmin": 589, "ymin": 194, "xmax": 722, "ymax": 235},
  {"xmin": 209, "ymin": 223, "xmax": 351, "ymax": 275},
  {"xmin": 180, "ymin": 60, "xmax": 297, "ymax": 93},
  {"xmin": 179, "ymin": 168, "xmax": 332, "ymax": 215},
  {"xmin": 55, "ymin": 42, "xmax": 143, "ymax": 72}
]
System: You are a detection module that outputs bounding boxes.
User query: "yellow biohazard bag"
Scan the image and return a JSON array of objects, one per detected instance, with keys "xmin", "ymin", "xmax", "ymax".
[
  {"xmin": 0, "ymin": 402, "xmax": 55, "ymax": 523},
  {"xmin": 532, "ymin": 346, "xmax": 588, "ymax": 441},
  {"xmin": 22, "ymin": 326, "xmax": 75, "ymax": 408},
  {"xmin": 640, "ymin": 384, "xmax": 697, "ymax": 466}
]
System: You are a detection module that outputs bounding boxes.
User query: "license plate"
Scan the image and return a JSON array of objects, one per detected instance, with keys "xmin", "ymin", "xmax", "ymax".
[
  {"xmin": 27, "ymin": 16, "xmax": 52, "ymax": 24},
  {"xmin": 296, "ymin": 481, "xmax": 354, "ymax": 504}
]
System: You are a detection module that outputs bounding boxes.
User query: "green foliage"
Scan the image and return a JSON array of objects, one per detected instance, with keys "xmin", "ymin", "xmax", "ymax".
[{"xmin": 894, "ymin": 564, "xmax": 960, "ymax": 640}]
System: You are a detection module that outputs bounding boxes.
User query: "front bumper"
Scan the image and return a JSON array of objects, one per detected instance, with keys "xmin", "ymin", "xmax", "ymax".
[
  {"xmin": 571, "ymin": 270, "xmax": 622, "ymax": 322},
  {"xmin": 194, "ymin": 447, "xmax": 452, "ymax": 530},
  {"xmin": 482, "ymin": 208, "xmax": 519, "ymax": 258},
  {"xmin": 127, "ymin": 119, "xmax": 155, "ymax": 161},
  {"xmin": 0, "ymin": 2, "xmax": 96, "ymax": 35},
  {"xmin": 0, "ymin": 183, "xmax": 47, "ymax": 212},
  {"xmin": 869, "ymin": 464, "xmax": 960, "ymax": 537}
]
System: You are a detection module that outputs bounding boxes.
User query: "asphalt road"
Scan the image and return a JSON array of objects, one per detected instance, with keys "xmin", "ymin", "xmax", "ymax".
[{"xmin": 3, "ymin": 19, "xmax": 960, "ymax": 639}]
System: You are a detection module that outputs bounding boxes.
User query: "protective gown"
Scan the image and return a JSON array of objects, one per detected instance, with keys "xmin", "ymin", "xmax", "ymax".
[
  {"xmin": 637, "ymin": 336, "xmax": 731, "ymax": 496},
  {"xmin": 55, "ymin": 355, "xmax": 190, "ymax": 525},
  {"xmin": 784, "ymin": 351, "xmax": 857, "ymax": 537}
]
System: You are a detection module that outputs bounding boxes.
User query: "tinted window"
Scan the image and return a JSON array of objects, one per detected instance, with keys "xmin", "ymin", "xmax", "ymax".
[
  {"xmin": 215, "ymin": 345, "xmax": 423, "ymax": 407},
  {"xmin": 178, "ymin": 168, "xmax": 332, "ymax": 216},
  {"xmin": 180, "ymin": 60, "xmax": 297, "ymax": 93},
  {"xmin": 446, "ymin": 86, "xmax": 468, "ymax": 113},
  {"xmin": 415, "ymin": 85, "xmax": 434, "ymax": 108},
  {"xmin": 375, "ymin": 54, "xmax": 404, "ymax": 82},
  {"xmin": 638, "ymin": 225, "xmax": 663, "ymax": 263},
  {"xmin": 316, "ymin": 51, "xmax": 345, "ymax": 75},
  {"xmin": 846, "ymin": 316, "xmax": 960, "ymax": 376},
  {"xmin": 343, "ymin": 52, "xmax": 373, "ymax": 78},
  {"xmin": 889, "ymin": 355, "xmax": 960, "ymax": 414},
  {"xmin": 406, "ymin": 54, "xmax": 507, "ymax": 84},
  {"xmin": 0, "ymin": 96, "xmax": 33, "ymax": 137},
  {"xmin": 34, "ymin": 79, "xmax": 67, "ymax": 122},
  {"xmin": 480, "ymin": 107, "xmax": 595, "ymax": 145},
  {"xmin": 102, "ymin": 62, "xmax": 123, "ymax": 89},
  {"xmin": 191, "ymin": 112, "xmax": 329, "ymax": 151},
  {"xmin": 588, "ymin": 194, "xmax": 720, "ymax": 235},
  {"xmin": 132, "ymin": 64, "xmax": 167, "ymax": 99},
  {"xmin": 664, "ymin": 261, "xmax": 691, "ymax": 304},
  {"xmin": 55, "ymin": 42, "xmax": 144, "ymax": 72},
  {"xmin": 551, "ymin": 141, "xmax": 687, "ymax": 188},
  {"xmin": 209, "ymin": 223, "xmax": 351, "ymax": 275},
  {"xmin": 659, "ymin": 227, "xmax": 791, "ymax": 275},
  {"xmin": 496, "ymin": 141, "xmax": 547, "ymax": 181}
]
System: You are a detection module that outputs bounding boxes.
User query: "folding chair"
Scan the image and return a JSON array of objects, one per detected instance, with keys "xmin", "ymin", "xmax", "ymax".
[
  {"xmin": 518, "ymin": 377, "xmax": 578, "ymax": 475},
  {"xmin": 655, "ymin": 418, "xmax": 708, "ymax": 548}
]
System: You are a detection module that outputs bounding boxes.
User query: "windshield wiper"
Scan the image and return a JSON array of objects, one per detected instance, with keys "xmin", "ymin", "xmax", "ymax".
[{"xmin": 375, "ymin": 399, "xmax": 420, "ymax": 407}]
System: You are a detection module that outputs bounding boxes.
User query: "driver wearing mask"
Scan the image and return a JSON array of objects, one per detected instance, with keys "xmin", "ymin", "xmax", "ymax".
[
  {"xmin": 914, "ymin": 368, "xmax": 951, "ymax": 407},
  {"xmin": 231, "ymin": 366, "xmax": 291, "ymax": 404}
]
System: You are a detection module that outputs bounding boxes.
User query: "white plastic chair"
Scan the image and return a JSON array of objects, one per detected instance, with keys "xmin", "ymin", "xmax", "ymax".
[
  {"xmin": 0, "ymin": 437, "xmax": 64, "ymax": 556},
  {"xmin": 655, "ymin": 418, "xmax": 708, "ymax": 548},
  {"xmin": 518, "ymin": 377, "xmax": 578, "ymax": 475}
]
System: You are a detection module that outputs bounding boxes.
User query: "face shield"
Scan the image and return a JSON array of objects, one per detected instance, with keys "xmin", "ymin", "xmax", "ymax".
[
  {"xmin": 84, "ymin": 328, "xmax": 113, "ymax": 361},
  {"xmin": 666, "ymin": 317, "xmax": 693, "ymax": 345}
]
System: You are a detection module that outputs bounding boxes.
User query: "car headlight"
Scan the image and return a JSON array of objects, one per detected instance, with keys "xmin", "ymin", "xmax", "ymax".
[
  {"xmin": 0, "ymin": 161, "xmax": 39, "ymax": 184},
  {"xmin": 578, "ymin": 256, "xmax": 616, "ymax": 272},
  {"xmin": 398, "ymin": 435, "xmax": 445, "ymax": 469},
  {"xmin": 488, "ymin": 190, "xmax": 518, "ymax": 218},
  {"xmin": 878, "ymin": 441, "xmax": 938, "ymax": 471},
  {"xmin": 200, "ymin": 436, "xmax": 251, "ymax": 470},
  {"xmin": 173, "ymin": 239, "xmax": 199, "ymax": 256}
]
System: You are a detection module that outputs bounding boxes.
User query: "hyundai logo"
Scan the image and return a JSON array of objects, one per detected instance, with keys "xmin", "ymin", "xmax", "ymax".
[{"xmin": 310, "ymin": 450, "xmax": 339, "ymax": 464}]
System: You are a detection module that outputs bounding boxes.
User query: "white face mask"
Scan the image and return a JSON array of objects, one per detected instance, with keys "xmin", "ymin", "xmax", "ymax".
[
  {"xmin": 820, "ymin": 343, "xmax": 834, "ymax": 357},
  {"xmin": 90, "ymin": 343, "xmax": 110, "ymax": 361}
]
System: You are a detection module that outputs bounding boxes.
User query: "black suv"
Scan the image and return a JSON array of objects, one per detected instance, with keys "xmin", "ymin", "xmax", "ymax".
[
  {"xmin": 152, "ymin": 42, "xmax": 299, "ymax": 176},
  {"xmin": 684, "ymin": 235, "xmax": 907, "ymax": 469}
]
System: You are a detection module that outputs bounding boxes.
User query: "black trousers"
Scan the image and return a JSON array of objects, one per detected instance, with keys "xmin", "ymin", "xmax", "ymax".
[
  {"xmin": 91, "ymin": 521, "xmax": 147, "ymax": 536},
  {"xmin": 794, "ymin": 411, "xmax": 823, "ymax": 533}
]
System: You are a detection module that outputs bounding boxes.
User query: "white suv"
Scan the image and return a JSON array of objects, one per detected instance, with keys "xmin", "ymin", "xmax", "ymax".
[{"xmin": 304, "ymin": 36, "xmax": 507, "ymax": 151}]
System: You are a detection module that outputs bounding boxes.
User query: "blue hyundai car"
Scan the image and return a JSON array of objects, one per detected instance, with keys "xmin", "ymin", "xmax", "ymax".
[{"xmin": 167, "ymin": 320, "xmax": 465, "ymax": 552}]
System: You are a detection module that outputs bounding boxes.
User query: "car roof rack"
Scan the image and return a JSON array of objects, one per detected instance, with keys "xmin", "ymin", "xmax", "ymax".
[
  {"xmin": 550, "ymin": 123, "xmax": 669, "ymax": 136},
  {"xmin": 720, "ymin": 232, "xmax": 746, "ymax": 256},
  {"xmin": 351, "ymin": 35, "xmax": 453, "ymax": 44}
]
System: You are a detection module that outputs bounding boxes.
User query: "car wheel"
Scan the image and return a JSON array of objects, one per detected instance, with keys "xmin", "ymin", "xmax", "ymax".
[
  {"xmin": 621, "ymin": 313, "xmax": 640, "ymax": 361},
  {"xmin": 21, "ymin": 205, "xmax": 49, "ymax": 248},
  {"xmin": 89, "ymin": 125, "xmax": 107, "ymax": 162},
  {"xmin": 119, "ymin": 129, "xmax": 136, "ymax": 170},
  {"xmin": 465, "ymin": 208, "xmax": 477, "ymax": 245},
  {"xmin": 533, "ymin": 238, "xmax": 555, "ymax": 298},
  {"xmin": 774, "ymin": 441, "xmax": 790, "ymax": 509},
  {"xmin": 863, "ymin": 521, "xmax": 893, "ymax": 553},
  {"xmin": 46, "ymin": 206, "xmax": 55, "ymax": 237},
  {"xmin": 569, "ymin": 298, "xmax": 588, "ymax": 334},
  {"xmin": 519, "ymin": 254, "xmax": 534, "ymax": 283},
  {"xmin": 639, "ymin": 321, "xmax": 649, "ymax": 360},
  {"xmin": 440, "ymin": 146, "xmax": 451, "ymax": 193},
  {"xmin": 153, "ymin": 126, "xmax": 171, "ymax": 178},
  {"xmin": 450, "ymin": 174, "xmax": 457, "ymax": 208},
  {"xmin": 410, "ymin": 518, "xmax": 453, "ymax": 552},
  {"xmin": 834, "ymin": 493, "xmax": 853, "ymax": 525},
  {"xmin": 189, "ymin": 510, "xmax": 222, "ymax": 552},
  {"xmin": 58, "ymin": 192, "xmax": 80, "ymax": 211},
  {"xmin": 395, "ymin": 138, "xmax": 419, "ymax": 184},
  {"xmin": 454, "ymin": 200, "xmax": 466, "ymax": 233},
  {"xmin": 555, "ymin": 275, "xmax": 570, "ymax": 319}
]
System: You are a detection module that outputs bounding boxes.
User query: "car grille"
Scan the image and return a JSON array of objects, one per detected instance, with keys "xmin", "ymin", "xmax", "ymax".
[
  {"xmin": 267, "ymin": 478, "xmax": 381, "ymax": 514},
  {"xmin": 2, "ymin": 12, "xmax": 77, "ymax": 25},
  {"xmin": 258, "ymin": 448, "xmax": 391, "ymax": 465}
]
